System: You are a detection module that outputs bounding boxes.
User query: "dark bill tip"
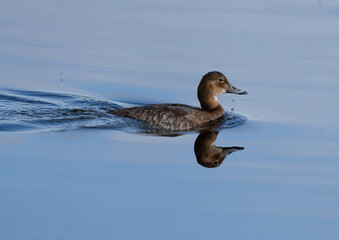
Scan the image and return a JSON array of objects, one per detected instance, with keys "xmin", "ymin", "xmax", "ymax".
[{"xmin": 238, "ymin": 90, "xmax": 248, "ymax": 95}]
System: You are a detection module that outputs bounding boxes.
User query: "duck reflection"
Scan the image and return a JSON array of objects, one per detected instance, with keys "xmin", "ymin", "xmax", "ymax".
[
  {"xmin": 136, "ymin": 117, "xmax": 244, "ymax": 168},
  {"xmin": 194, "ymin": 131, "xmax": 244, "ymax": 168}
]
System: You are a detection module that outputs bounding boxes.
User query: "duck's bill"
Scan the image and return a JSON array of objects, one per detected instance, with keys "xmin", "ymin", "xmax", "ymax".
[{"xmin": 226, "ymin": 84, "xmax": 248, "ymax": 95}]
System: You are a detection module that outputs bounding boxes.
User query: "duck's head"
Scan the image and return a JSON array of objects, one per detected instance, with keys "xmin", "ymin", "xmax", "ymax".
[{"xmin": 197, "ymin": 71, "xmax": 247, "ymax": 110}]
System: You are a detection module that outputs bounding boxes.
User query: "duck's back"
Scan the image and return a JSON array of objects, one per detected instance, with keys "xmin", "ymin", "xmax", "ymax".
[{"xmin": 109, "ymin": 103, "xmax": 224, "ymax": 130}]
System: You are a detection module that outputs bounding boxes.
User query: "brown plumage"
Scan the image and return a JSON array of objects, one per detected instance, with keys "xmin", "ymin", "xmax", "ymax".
[{"xmin": 108, "ymin": 71, "xmax": 247, "ymax": 130}]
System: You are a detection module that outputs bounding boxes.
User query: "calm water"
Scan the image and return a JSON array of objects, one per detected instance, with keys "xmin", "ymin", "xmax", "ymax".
[{"xmin": 1, "ymin": 0, "xmax": 339, "ymax": 239}]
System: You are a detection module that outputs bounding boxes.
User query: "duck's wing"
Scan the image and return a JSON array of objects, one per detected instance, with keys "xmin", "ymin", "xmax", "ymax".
[
  {"xmin": 110, "ymin": 104, "xmax": 199, "ymax": 118},
  {"xmin": 109, "ymin": 104, "xmax": 201, "ymax": 130}
]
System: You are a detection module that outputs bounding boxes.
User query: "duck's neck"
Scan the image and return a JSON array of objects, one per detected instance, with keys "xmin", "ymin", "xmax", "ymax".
[{"xmin": 198, "ymin": 93, "xmax": 221, "ymax": 110}]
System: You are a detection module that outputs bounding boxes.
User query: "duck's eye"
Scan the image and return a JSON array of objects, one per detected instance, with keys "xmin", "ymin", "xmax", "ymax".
[
  {"xmin": 213, "ymin": 161, "xmax": 219, "ymax": 165},
  {"xmin": 218, "ymin": 78, "xmax": 224, "ymax": 82}
]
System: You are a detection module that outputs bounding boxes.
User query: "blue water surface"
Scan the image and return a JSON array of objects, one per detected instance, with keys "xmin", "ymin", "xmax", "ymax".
[{"xmin": 1, "ymin": 0, "xmax": 339, "ymax": 240}]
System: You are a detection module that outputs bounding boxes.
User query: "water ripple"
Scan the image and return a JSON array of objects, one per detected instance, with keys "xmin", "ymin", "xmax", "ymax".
[{"xmin": 0, "ymin": 89, "xmax": 246, "ymax": 135}]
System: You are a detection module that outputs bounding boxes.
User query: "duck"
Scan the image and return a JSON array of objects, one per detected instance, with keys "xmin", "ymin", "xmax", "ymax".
[{"xmin": 108, "ymin": 71, "xmax": 247, "ymax": 130}]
